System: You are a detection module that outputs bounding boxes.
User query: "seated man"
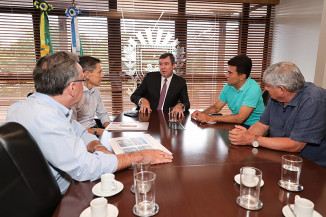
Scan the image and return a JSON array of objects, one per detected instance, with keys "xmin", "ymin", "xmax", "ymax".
[
  {"xmin": 191, "ymin": 54, "xmax": 265, "ymax": 128},
  {"xmin": 6, "ymin": 51, "xmax": 173, "ymax": 194},
  {"xmin": 130, "ymin": 52, "xmax": 190, "ymax": 117},
  {"xmin": 72, "ymin": 56, "xmax": 109, "ymax": 137},
  {"xmin": 229, "ymin": 62, "xmax": 326, "ymax": 168}
]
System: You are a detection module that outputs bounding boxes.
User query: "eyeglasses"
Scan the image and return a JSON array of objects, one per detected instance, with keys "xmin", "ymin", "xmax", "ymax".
[{"xmin": 71, "ymin": 78, "xmax": 89, "ymax": 83}]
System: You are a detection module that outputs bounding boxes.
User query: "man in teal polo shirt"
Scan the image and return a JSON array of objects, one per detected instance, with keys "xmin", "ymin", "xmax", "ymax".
[{"xmin": 191, "ymin": 54, "xmax": 265, "ymax": 128}]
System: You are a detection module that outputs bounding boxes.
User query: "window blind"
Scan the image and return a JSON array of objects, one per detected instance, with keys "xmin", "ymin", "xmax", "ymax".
[{"xmin": 0, "ymin": 0, "xmax": 276, "ymax": 123}]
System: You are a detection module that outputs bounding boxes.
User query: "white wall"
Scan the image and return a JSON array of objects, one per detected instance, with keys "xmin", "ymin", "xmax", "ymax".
[{"xmin": 272, "ymin": 0, "xmax": 324, "ymax": 83}]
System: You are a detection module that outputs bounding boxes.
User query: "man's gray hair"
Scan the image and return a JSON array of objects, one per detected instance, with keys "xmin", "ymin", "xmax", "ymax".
[
  {"xmin": 263, "ymin": 62, "xmax": 305, "ymax": 92},
  {"xmin": 33, "ymin": 51, "xmax": 80, "ymax": 96}
]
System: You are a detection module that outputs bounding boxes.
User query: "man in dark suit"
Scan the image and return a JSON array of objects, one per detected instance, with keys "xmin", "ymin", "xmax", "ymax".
[{"xmin": 131, "ymin": 53, "xmax": 190, "ymax": 117}]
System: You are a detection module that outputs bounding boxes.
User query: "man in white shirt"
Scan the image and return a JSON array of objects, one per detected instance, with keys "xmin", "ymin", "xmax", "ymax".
[
  {"xmin": 6, "ymin": 51, "xmax": 173, "ymax": 194},
  {"xmin": 72, "ymin": 56, "xmax": 110, "ymax": 136}
]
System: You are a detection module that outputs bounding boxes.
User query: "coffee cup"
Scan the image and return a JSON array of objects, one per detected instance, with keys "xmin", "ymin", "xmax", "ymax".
[
  {"xmin": 101, "ymin": 173, "xmax": 117, "ymax": 193},
  {"xmin": 90, "ymin": 197, "xmax": 107, "ymax": 217},
  {"xmin": 241, "ymin": 167, "xmax": 257, "ymax": 187},
  {"xmin": 294, "ymin": 195, "xmax": 314, "ymax": 217}
]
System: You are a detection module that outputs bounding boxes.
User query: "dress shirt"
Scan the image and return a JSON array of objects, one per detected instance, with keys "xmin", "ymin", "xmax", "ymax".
[
  {"xmin": 259, "ymin": 82, "xmax": 326, "ymax": 167},
  {"xmin": 138, "ymin": 75, "xmax": 173, "ymax": 108},
  {"xmin": 6, "ymin": 92, "xmax": 118, "ymax": 194},
  {"xmin": 72, "ymin": 85, "xmax": 110, "ymax": 128},
  {"xmin": 159, "ymin": 75, "xmax": 172, "ymax": 108},
  {"xmin": 218, "ymin": 77, "xmax": 265, "ymax": 126}
]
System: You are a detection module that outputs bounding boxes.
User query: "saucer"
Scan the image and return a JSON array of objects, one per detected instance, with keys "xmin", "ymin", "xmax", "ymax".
[
  {"xmin": 278, "ymin": 180, "xmax": 304, "ymax": 192},
  {"xmin": 80, "ymin": 204, "xmax": 119, "ymax": 217},
  {"xmin": 282, "ymin": 204, "xmax": 322, "ymax": 217},
  {"xmin": 234, "ymin": 174, "xmax": 264, "ymax": 187},
  {"xmin": 92, "ymin": 181, "xmax": 124, "ymax": 197},
  {"xmin": 132, "ymin": 203, "xmax": 159, "ymax": 217}
]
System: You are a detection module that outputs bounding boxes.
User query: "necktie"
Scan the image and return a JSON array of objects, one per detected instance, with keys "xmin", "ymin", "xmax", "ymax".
[{"xmin": 157, "ymin": 79, "xmax": 167, "ymax": 110}]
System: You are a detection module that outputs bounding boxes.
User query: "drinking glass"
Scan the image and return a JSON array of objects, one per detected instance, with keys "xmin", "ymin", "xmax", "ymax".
[
  {"xmin": 130, "ymin": 156, "xmax": 151, "ymax": 193},
  {"xmin": 168, "ymin": 107, "xmax": 177, "ymax": 123},
  {"xmin": 278, "ymin": 155, "xmax": 303, "ymax": 191},
  {"xmin": 133, "ymin": 171, "xmax": 159, "ymax": 216},
  {"xmin": 236, "ymin": 167, "xmax": 263, "ymax": 210}
]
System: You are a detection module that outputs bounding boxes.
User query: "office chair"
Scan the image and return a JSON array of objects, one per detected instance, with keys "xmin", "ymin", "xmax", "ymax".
[
  {"xmin": 262, "ymin": 90, "xmax": 270, "ymax": 106},
  {"xmin": 0, "ymin": 122, "xmax": 62, "ymax": 217}
]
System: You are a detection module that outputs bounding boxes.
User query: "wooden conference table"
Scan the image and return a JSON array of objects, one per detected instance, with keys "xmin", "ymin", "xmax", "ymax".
[{"xmin": 53, "ymin": 110, "xmax": 326, "ymax": 217}]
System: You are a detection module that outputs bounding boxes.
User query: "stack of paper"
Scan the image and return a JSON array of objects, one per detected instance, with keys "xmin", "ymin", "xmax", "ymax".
[{"xmin": 106, "ymin": 122, "xmax": 149, "ymax": 131}]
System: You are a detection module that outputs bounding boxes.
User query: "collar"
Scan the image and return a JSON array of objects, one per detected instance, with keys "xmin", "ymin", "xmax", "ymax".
[
  {"xmin": 229, "ymin": 77, "xmax": 251, "ymax": 92},
  {"xmin": 286, "ymin": 82, "xmax": 307, "ymax": 107},
  {"xmin": 83, "ymin": 85, "xmax": 95, "ymax": 94},
  {"xmin": 161, "ymin": 74, "xmax": 173, "ymax": 83},
  {"xmin": 34, "ymin": 92, "xmax": 71, "ymax": 119}
]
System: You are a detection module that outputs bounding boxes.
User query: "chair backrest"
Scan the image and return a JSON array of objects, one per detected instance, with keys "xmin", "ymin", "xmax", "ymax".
[
  {"xmin": 262, "ymin": 90, "xmax": 270, "ymax": 106},
  {"xmin": 0, "ymin": 122, "xmax": 62, "ymax": 217}
]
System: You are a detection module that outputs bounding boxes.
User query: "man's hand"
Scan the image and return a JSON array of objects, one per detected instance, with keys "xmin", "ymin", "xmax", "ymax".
[
  {"xmin": 104, "ymin": 122, "xmax": 110, "ymax": 128},
  {"xmin": 139, "ymin": 149, "xmax": 173, "ymax": 164},
  {"xmin": 191, "ymin": 110, "xmax": 201, "ymax": 119},
  {"xmin": 139, "ymin": 98, "xmax": 152, "ymax": 114},
  {"xmin": 229, "ymin": 125, "xmax": 254, "ymax": 145},
  {"xmin": 195, "ymin": 113, "xmax": 214, "ymax": 123},
  {"xmin": 172, "ymin": 104, "xmax": 184, "ymax": 118}
]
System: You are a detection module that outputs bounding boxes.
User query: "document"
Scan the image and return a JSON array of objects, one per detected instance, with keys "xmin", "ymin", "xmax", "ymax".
[
  {"xmin": 109, "ymin": 134, "xmax": 172, "ymax": 155},
  {"xmin": 106, "ymin": 121, "xmax": 149, "ymax": 131}
]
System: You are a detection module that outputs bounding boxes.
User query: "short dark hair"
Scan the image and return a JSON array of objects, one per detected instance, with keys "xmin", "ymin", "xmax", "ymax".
[
  {"xmin": 33, "ymin": 51, "xmax": 79, "ymax": 96},
  {"xmin": 79, "ymin": 56, "xmax": 101, "ymax": 72},
  {"xmin": 227, "ymin": 54, "xmax": 252, "ymax": 78},
  {"xmin": 159, "ymin": 53, "xmax": 175, "ymax": 65}
]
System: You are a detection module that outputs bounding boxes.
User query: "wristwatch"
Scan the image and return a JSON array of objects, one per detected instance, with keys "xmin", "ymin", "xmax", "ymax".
[
  {"xmin": 177, "ymin": 103, "xmax": 185, "ymax": 112},
  {"xmin": 252, "ymin": 135, "xmax": 260, "ymax": 148}
]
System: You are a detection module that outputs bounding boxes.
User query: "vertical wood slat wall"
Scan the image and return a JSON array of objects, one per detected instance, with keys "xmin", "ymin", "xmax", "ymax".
[{"xmin": 0, "ymin": 0, "xmax": 275, "ymax": 123}]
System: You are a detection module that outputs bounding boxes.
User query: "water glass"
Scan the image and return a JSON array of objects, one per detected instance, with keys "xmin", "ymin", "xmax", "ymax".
[
  {"xmin": 130, "ymin": 156, "xmax": 151, "ymax": 193},
  {"xmin": 133, "ymin": 171, "xmax": 159, "ymax": 216},
  {"xmin": 168, "ymin": 107, "xmax": 177, "ymax": 123},
  {"xmin": 237, "ymin": 167, "xmax": 263, "ymax": 210},
  {"xmin": 279, "ymin": 155, "xmax": 303, "ymax": 191}
]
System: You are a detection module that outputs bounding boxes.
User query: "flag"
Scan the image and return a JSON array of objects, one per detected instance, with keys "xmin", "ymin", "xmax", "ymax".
[
  {"xmin": 33, "ymin": 1, "xmax": 53, "ymax": 57},
  {"xmin": 65, "ymin": 6, "xmax": 83, "ymax": 56}
]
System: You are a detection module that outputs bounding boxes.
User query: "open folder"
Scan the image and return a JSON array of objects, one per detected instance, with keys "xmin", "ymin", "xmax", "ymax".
[{"xmin": 109, "ymin": 134, "xmax": 172, "ymax": 155}]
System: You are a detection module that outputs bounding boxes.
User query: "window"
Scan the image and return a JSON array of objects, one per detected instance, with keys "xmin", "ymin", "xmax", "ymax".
[{"xmin": 0, "ymin": 0, "xmax": 277, "ymax": 123}]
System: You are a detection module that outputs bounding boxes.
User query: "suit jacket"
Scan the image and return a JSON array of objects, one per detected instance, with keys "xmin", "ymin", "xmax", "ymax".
[{"xmin": 130, "ymin": 71, "xmax": 190, "ymax": 111}]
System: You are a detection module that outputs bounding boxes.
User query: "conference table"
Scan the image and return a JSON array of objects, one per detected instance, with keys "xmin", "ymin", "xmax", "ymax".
[{"xmin": 53, "ymin": 110, "xmax": 326, "ymax": 217}]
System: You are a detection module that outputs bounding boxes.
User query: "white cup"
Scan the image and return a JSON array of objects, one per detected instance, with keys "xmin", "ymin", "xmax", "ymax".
[
  {"xmin": 90, "ymin": 197, "xmax": 107, "ymax": 217},
  {"xmin": 242, "ymin": 167, "xmax": 256, "ymax": 187},
  {"xmin": 101, "ymin": 173, "xmax": 117, "ymax": 193},
  {"xmin": 294, "ymin": 195, "xmax": 314, "ymax": 217}
]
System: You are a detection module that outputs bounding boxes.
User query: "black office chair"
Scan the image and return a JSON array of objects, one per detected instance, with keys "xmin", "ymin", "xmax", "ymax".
[
  {"xmin": 0, "ymin": 122, "xmax": 62, "ymax": 217},
  {"xmin": 262, "ymin": 90, "xmax": 270, "ymax": 106}
]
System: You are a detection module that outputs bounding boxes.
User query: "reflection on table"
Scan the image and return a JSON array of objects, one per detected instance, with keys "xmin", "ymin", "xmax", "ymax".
[{"xmin": 53, "ymin": 110, "xmax": 326, "ymax": 217}]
